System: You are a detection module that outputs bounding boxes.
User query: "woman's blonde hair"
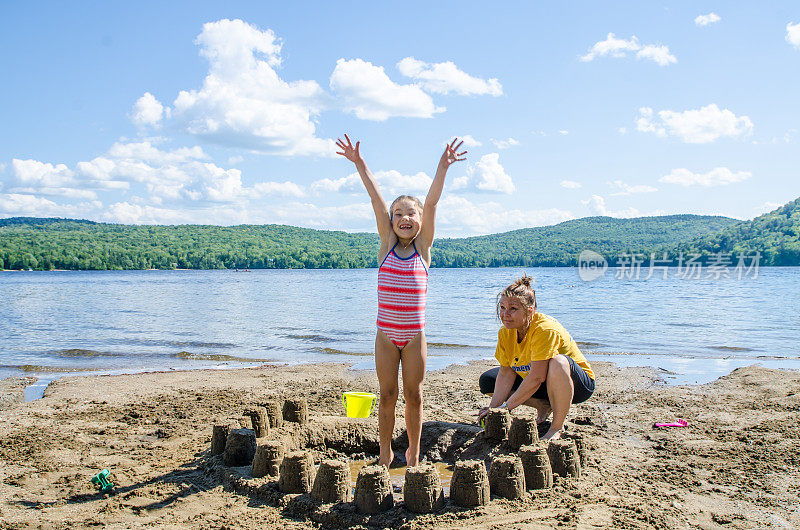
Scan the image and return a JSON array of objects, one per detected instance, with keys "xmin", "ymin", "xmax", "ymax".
[
  {"xmin": 496, "ymin": 275, "xmax": 537, "ymax": 326},
  {"xmin": 389, "ymin": 195, "xmax": 423, "ymax": 219}
]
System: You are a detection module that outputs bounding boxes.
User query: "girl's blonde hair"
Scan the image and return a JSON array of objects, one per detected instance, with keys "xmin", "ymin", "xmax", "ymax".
[
  {"xmin": 389, "ymin": 195, "xmax": 423, "ymax": 219},
  {"xmin": 496, "ymin": 275, "xmax": 537, "ymax": 326}
]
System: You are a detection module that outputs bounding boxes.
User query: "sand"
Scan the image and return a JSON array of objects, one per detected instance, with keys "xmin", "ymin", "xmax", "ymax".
[{"xmin": 0, "ymin": 360, "xmax": 798, "ymax": 529}]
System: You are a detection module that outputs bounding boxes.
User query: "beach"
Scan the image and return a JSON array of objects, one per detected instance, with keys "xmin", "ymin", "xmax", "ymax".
[{"xmin": 1, "ymin": 360, "xmax": 798, "ymax": 529}]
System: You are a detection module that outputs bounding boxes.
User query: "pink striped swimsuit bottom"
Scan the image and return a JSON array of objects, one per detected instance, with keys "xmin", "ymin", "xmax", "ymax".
[{"xmin": 376, "ymin": 241, "xmax": 429, "ymax": 349}]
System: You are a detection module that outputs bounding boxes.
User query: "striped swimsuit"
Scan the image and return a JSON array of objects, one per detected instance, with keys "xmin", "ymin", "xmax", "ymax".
[{"xmin": 376, "ymin": 241, "xmax": 429, "ymax": 349}]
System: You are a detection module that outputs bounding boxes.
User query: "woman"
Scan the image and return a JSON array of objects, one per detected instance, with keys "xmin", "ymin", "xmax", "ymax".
[{"xmin": 477, "ymin": 275, "xmax": 595, "ymax": 440}]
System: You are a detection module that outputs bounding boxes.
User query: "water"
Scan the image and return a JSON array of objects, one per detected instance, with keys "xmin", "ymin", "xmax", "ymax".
[
  {"xmin": 348, "ymin": 460, "xmax": 453, "ymax": 495},
  {"xmin": 2, "ymin": 267, "xmax": 799, "ymax": 395}
]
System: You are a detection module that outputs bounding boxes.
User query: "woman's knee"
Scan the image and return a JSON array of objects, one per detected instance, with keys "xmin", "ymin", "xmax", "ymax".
[
  {"xmin": 547, "ymin": 355, "xmax": 570, "ymax": 376},
  {"xmin": 478, "ymin": 368, "xmax": 499, "ymax": 395}
]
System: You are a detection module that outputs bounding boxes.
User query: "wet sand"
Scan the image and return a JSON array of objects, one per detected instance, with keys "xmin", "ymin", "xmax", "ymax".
[{"xmin": 0, "ymin": 360, "xmax": 798, "ymax": 529}]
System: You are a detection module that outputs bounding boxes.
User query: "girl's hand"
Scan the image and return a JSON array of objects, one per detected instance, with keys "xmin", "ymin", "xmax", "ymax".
[
  {"xmin": 336, "ymin": 134, "xmax": 362, "ymax": 163},
  {"xmin": 439, "ymin": 138, "xmax": 467, "ymax": 168},
  {"xmin": 477, "ymin": 406, "xmax": 490, "ymax": 421}
]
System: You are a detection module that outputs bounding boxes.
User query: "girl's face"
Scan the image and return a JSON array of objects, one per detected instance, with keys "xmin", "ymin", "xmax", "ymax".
[
  {"xmin": 498, "ymin": 295, "xmax": 533, "ymax": 330},
  {"xmin": 391, "ymin": 199, "xmax": 422, "ymax": 240}
]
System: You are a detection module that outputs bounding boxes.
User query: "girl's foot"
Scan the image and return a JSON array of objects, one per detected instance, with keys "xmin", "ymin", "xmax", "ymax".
[
  {"xmin": 405, "ymin": 447, "xmax": 420, "ymax": 467},
  {"xmin": 378, "ymin": 449, "xmax": 394, "ymax": 468}
]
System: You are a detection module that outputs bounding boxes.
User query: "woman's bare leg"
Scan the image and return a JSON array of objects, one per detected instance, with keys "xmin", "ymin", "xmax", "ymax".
[
  {"xmin": 542, "ymin": 355, "xmax": 574, "ymax": 441},
  {"xmin": 400, "ymin": 331, "xmax": 426, "ymax": 467},
  {"xmin": 523, "ymin": 397, "xmax": 552, "ymax": 423},
  {"xmin": 375, "ymin": 331, "xmax": 400, "ymax": 467}
]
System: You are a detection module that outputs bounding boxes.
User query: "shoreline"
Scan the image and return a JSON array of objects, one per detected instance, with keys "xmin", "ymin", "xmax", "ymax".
[
  {"xmin": 6, "ymin": 350, "xmax": 800, "ymax": 403},
  {"xmin": 1, "ymin": 359, "xmax": 797, "ymax": 528}
]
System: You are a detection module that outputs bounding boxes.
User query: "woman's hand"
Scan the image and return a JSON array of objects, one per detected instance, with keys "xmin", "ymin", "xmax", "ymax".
[
  {"xmin": 336, "ymin": 134, "xmax": 362, "ymax": 163},
  {"xmin": 439, "ymin": 138, "xmax": 467, "ymax": 169},
  {"xmin": 477, "ymin": 406, "xmax": 490, "ymax": 422}
]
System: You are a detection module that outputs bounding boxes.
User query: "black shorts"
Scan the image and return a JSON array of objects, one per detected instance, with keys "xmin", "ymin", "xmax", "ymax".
[{"xmin": 478, "ymin": 356, "xmax": 595, "ymax": 404}]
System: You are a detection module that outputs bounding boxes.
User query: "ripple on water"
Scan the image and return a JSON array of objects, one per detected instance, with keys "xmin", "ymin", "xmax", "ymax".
[{"xmin": 284, "ymin": 334, "xmax": 335, "ymax": 343}]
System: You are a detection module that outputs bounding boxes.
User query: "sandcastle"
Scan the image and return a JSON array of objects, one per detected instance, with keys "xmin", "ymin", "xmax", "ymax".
[
  {"xmin": 211, "ymin": 424, "xmax": 231, "ymax": 456},
  {"xmin": 207, "ymin": 395, "xmax": 594, "ymax": 521},
  {"xmin": 311, "ymin": 459, "xmax": 352, "ymax": 503},
  {"xmin": 252, "ymin": 441, "xmax": 284, "ymax": 478},
  {"xmin": 450, "ymin": 459, "xmax": 490, "ymax": 507},
  {"xmin": 223, "ymin": 428, "xmax": 257, "ymax": 467},
  {"xmin": 484, "ymin": 408, "xmax": 512, "ymax": 441},
  {"xmin": 547, "ymin": 438, "xmax": 581, "ymax": 479},
  {"xmin": 245, "ymin": 407, "xmax": 269, "ymax": 438},
  {"xmin": 403, "ymin": 463, "xmax": 444, "ymax": 513},
  {"xmin": 507, "ymin": 416, "xmax": 539, "ymax": 450},
  {"xmin": 354, "ymin": 465, "xmax": 393, "ymax": 514},
  {"xmin": 489, "ymin": 455, "xmax": 526, "ymax": 500},
  {"xmin": 279, "ymin": 451, "xmax": 316, "ymax": 493},
  {"xmin": 562, "ymin": 432, "xmax": 588, "ymax": 468},
  {"xmin": 261, "ymin": 399, "xmax": 284, "ymax": 428},
  {"xmin": 519, "ymin": 443, "xmax": 553, "ymax": 490},
  {"xmin": 283, "ymin": 398, "xmax": 308, "ymax": 425}
]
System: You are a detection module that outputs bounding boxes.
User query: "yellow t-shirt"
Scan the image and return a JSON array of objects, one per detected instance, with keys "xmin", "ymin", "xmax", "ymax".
[{"xmin": 494, "ymin": 312, "xmax": 594, "ymax": 380}]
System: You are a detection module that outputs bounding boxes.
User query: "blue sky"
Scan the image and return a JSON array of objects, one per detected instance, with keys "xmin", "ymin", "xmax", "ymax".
[{"xmin": 1, "ymin": 1, "xmax": 799, "ymax": 236}]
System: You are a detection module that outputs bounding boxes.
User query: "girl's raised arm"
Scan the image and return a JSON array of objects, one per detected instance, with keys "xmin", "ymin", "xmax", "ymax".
[
  {"xmin": 336, "ymin": 135, "xmax": 393, "ymax": 242},
  {"xmin": 418, "ymin": 138, "xmax": 467, "ymax": 248}
]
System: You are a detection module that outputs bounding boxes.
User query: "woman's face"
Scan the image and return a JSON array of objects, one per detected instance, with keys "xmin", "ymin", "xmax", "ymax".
[{"xmin": 498, "ymin": 295, "xmax": 531, "ymax": 330}]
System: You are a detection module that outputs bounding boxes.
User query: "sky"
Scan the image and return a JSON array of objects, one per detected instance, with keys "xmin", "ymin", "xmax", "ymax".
[{"xmin": 1, "ymin": 1, "xmax": 799, "ymax": 237}]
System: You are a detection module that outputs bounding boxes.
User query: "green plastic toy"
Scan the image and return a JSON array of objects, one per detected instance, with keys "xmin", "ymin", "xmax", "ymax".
[{"xmin": 91, "ymin": 469, "xmax": 114, "ymax": 493}]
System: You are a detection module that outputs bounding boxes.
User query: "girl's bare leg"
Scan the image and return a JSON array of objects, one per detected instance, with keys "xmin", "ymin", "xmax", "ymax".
[
  {"xmin": 375, "ymin": 331, "xmax": 401, "ymax": 467},
  {"xmin": 400, "ymin": 331, "xmax": 426, "ymax": 467},
  {"xmin": 542, "ymin": 355, "xmax": 574, "ymax": 441}
]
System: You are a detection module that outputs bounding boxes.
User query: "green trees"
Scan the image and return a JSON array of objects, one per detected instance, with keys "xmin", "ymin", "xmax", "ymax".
[{"xmin": 1, "ymin": 199, "xmax": 799, "ymax": 270}]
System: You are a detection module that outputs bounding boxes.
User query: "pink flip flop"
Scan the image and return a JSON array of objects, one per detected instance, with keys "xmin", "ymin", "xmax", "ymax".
[{"xmin": 653, "ymin": 419, "xmax": 688, "ymax": 428}]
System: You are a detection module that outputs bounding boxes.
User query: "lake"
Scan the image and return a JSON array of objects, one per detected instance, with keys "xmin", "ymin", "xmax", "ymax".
[{"xmin": 2, "ymin": 267, "xmax": 799, "ymax": 397}]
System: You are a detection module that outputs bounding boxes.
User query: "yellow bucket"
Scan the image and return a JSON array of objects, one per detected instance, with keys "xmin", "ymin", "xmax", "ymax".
[{"xmin": 342, "ymin": 391, "xmax": 377, "ymax": 418}]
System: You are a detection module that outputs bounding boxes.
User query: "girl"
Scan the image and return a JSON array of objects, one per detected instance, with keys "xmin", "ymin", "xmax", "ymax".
[
  {"xmin": 336, "ymin": 135, "xmax": 466, "ymax": 467},
  {"xmin": 477, "ymin": 276, "xmax": 595, "ymax": 441}
]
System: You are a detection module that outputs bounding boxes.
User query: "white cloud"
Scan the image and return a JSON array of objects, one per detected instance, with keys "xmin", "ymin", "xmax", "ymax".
[
  {"xmin": 437, "ymin": 195, "xmax": 573, "ymax": 237},
  {"xmin": 330, "ymin": 58, "xmax": 443, "ymax": 121},
  {"xmin": 490, "ymin": 137, "xmax": 519, "ymax": 149},
  {"xmin": 169, "ymin": 19, "xmax": 335, "ymax": 156},
  {"xmin": 468, "ymin": 153, "xmax": 515, "ymax": 193},
  {"xmin": 559, "ymin": 130, "xmax": 569, "ymax": 135},
  {"xmin": 396, "ymin": 57, "xmax": 502, "ymax": 96},
  {"xmin": 695, "ymin": 13, "xmax": 721, "ymax": 26},
  {"xmin": 12, "ymin": 159, "xmax": 74, "ymax": 187},
  {"xmin": 636, "ymin": 104, "xmax": 753, "ymax": 143},
  {"xmin": 0, "ymin": 193, "xmax": 101, "ymax": 218},
  {"xmin": 788, "ymin": 22, "xmax": 800, "ymax": 49},
  {"xmin": 636, "ymin": 45, "xmax": 677, "ymax": 66},
  {"xmin": 581, "ymin": 195, "xmax": 647, "ymax": 218},
  {"xmin": 581, "ymin": 33, "xmax": 676, "ymax": 66},
  {"xmin": 560, "ymin": 180, "xmax": 582, "ymax": 189},
  {"xmin": 659, "ymin": 167, "xmax": 751, "ymax": 187},
  {"xmin": 608, "ymin": 180, "xmax": 658, "ymax": 196},
  {"xmin": 312, "ymin": 170, "xmax": 432, "ymax": 196},
  {"xmin": 617, "ymin": 127, "xmax": 627, "ymax": 135},
  {"xmin": 451, "ymin": 135, "xmax": 481, "ymax": 147},
  {"xmin": 131, "ymin": 92, "xmax": 168, "ymax": 128},
  {"xmin": 253, "ymin": 181, "xmax": 305, "ymax": 198},
  {"xmin": 228, "ymin": 155, "xmax": 244, "ymax": 165}
]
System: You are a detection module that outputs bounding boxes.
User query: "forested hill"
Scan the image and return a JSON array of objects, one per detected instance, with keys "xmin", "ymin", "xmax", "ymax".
[
  {"xmin": 675, "ymin": 198, "xmax": 800, "ymax": 265},
  {"xmin": 432, "ymin": 215, "xmax": 736, "ymax": 267},
  {"xmin": 0, "ymin": 213, "xmax": 749, "ymax": 270}
]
